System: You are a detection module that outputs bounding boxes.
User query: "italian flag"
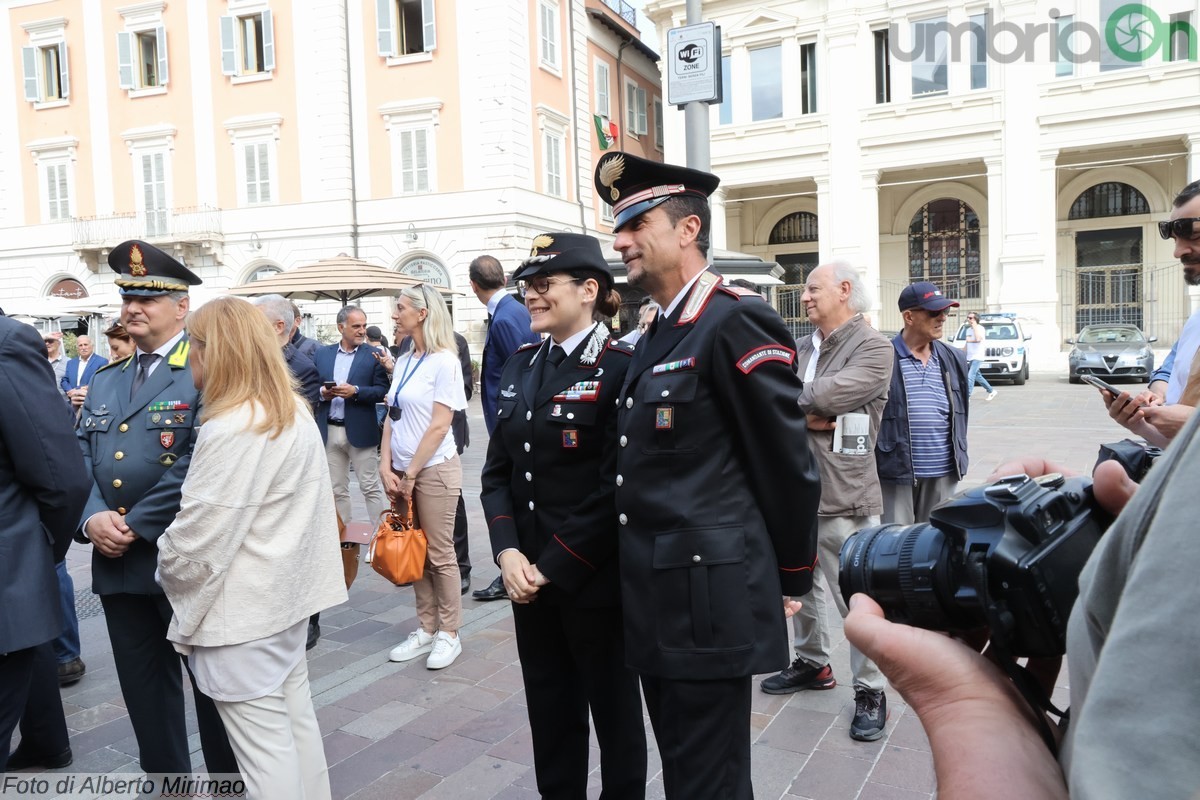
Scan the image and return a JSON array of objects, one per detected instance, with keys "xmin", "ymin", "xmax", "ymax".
[{"xmin": 594, "ymin": 115, "xmax": 617, "ymax": 150}]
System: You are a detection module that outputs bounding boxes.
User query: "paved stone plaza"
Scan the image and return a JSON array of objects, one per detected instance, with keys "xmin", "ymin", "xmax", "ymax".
[{"xmin": 29, "ymin": 373, "xmax": 1129, "ymax": 799}]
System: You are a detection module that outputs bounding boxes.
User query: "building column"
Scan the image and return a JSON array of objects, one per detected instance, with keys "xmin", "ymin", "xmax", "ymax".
[
  {"xmin": 1189, "ymin": 134, "xmax": 1200, "ymax": 184},
  {"xmin": 711, "ymin": 186, "xmax": 728, "ymax": 253},
  {"xmin": 860, "ymin": 169, "xmax": 882, "ymax": 321},
  {"xmin": 815, "ymin": 175, "xmax": 832, "ymax": 263},
  {"xmin": 985, "ymin": 156, "xmax": 1005, "ymax": 311}
]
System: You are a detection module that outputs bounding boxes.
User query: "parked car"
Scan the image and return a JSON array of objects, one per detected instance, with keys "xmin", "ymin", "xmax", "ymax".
[
  {"xmin": 1067, "ymin": 324, "xmax": 1156, "ymax": 384},
  {"xmin": 950, "ymin": 312, "xmax": 1031, "ymax": 385}
]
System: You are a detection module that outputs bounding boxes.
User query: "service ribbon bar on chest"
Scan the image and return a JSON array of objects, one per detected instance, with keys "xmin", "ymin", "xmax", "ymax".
[
  {"xmin": 553, "ymin": 381, "xmax": 601, "ymax": 402},
  {"xmin": 652, "ymin": 357, "xmax": 696, "ymax": 375},
  {"xmin": 148, "ymin": 401, "xmax": 191, "ymax": 412}
]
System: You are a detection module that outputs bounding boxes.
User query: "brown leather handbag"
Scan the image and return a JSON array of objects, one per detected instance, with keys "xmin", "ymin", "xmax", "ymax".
[{"xmin": 367, "ymin": 497, "xmax": 427, "ymax": 585}]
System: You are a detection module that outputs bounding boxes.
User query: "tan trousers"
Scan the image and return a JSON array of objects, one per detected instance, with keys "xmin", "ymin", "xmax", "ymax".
[
  {"xmin": 413, "ymin": 456, "xmax": 463, "ymax": 634},
  {"xmin": 325, "ymin": 424, "xmax": 387, "ymax": 524},
  {"xmin": 213, "ymin": 656, "xmax": 330, "ymax": 800}
]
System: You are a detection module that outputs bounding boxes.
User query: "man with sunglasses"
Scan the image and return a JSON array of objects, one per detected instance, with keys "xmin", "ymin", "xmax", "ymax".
[
  {"xmin": 876, "ymin": 282, "xmax": 970, "ymax": 525},
  {"xmin": 1102, "ymin": 180, "xmax": 1200, "ymax": 445}
]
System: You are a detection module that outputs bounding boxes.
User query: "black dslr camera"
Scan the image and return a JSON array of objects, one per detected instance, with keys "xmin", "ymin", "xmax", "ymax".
[{"xmin": 839, "ymin": 474, "xmax": 1111, "ymax": 658}]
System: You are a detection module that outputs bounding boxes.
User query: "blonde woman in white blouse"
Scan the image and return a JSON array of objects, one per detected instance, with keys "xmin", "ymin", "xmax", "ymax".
[{"xmin": 157, "ymin": 297, "xmax": 346, "ymax": 800}]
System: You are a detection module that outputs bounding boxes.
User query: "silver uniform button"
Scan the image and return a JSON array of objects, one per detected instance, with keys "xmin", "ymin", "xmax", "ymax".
[
  {"xmin": 525, "ymin": 472, "xmax": 532, "ymax": 482},
  {"xmin": 566, "ymin": 413, "xmax": 574, "ymax": 420},
  {"xmin": 529, "ymin": 501, "xmax": 535, "ymax": 510},
  {"xmin": 524, "ymin": 442, "xmax": 531, "ymax": 452},
  {"xmin": 619, "ymin": 435, "xmax": 627, "ymax": 447},
  {"xmin": 626, "ymin": 397, "xmax": 633, "ymax": 408},
  {"xmin": 662, "ymin": 390, "xmax": 670, "ymax": 397},
  {"xmin": 619, "ymin": 513, "xmax": 628, "ymax": 525},
  {"xmin": 615, "ymin": 475, "xmax": 623, "ymax": 486},
  {"xmin": 526, "ymin": 411, "xmax": 532, "ymax": 420},
  {"xmin": 692, "ymin": 555, "xmax": 701, "ymax": 563}
]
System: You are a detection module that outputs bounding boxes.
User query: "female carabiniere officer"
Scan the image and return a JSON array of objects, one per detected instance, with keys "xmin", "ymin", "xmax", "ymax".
[{"xmin": 480, "ymin": 233, "xmax": 647, "ymax": 800}]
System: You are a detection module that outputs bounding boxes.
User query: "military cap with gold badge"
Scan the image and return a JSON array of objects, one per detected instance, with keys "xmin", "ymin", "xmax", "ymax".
[
  {"xmin": 511, "ymin": 232, "xmax": 615, "ymax": 290},
  {"xmin": 594, "ymin": 151, "xmax": 720, "ymax": 233},
  {"xmin": 107, "ymin": 239, "xmax": 202, "ymax": 296}
]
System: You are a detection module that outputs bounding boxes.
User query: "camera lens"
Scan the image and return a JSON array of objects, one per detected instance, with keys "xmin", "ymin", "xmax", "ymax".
[{"xmin": 839, "ymin": 523, "xmax": 975, "ymax": 631}]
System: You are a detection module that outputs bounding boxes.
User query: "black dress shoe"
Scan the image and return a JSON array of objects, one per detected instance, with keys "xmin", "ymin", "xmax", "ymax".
[
  {"xmin": 306, "ymin": 620, "xmax": 321, "ymax": 650},
  {"xmin": 460, "ymin": 575, "xmax": 471, "ymax": 596},
  {"xmin": 6, "ymin": 745, "xmax": 73, "ymax": 770},
  {"xmin": 57, "ymin": 657, "xmax": 86, "ymax": 686},
  {"xmin": 472, "ymin": 575, "xmax": 508, "ymax": 602}
]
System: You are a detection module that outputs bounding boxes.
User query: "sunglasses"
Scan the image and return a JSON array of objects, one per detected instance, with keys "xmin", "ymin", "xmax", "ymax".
[
  {"xmin": 1158, "ymin": 217, "xmax": 1200, "ymax": 240},
  {"xmin": 518, "ymin": 276, "xmax": 582, "ymax": 298}
]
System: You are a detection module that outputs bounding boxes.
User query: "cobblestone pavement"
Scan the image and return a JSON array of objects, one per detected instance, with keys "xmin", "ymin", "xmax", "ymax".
[{"xmin": 28, "ymin": 372, "xmax": 1129, "ymax": 799}]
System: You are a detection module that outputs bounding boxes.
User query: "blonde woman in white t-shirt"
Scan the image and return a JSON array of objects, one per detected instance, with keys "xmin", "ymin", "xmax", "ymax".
[{"xmin": 381, "ymin": 284, "xmax": 468, "ymax": 670}]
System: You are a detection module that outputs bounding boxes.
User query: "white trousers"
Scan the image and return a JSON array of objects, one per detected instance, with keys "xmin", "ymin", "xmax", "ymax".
[
  {"xmin": 325, "ymin": 424, "xmax": 387, "ymax": 524},
  {"xmin": 789, "ymin": 514, "xmax": 886, "ymax": 692},
  {"xmin": 213, "ymin": 656, "xmax": 331, "ymax": 800}
]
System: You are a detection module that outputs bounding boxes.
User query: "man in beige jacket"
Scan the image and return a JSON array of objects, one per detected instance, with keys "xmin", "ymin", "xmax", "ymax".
[{"xmin": 759, "ymin": 260, "xmax": 894, "ymax": 742}]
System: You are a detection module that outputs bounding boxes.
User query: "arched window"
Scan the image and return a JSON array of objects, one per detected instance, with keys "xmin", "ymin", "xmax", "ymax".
[
  {"xmin": 769, "ymin": 212, "xmax": 819, "ymax": 245},
  {"xmin": 908, "ymin": 198, "xmax": 981, "ymax": 299},
  {"xmin": 246, "ymin": 265, "xmax": 281, "ymax": 282},
  {"xmin": 1068, "ymin": 182, "xmax": 1149, "ymax": 219}
]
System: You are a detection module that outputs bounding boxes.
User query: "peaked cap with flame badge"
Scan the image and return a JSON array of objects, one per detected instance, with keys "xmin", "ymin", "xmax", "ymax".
[
  {"xmin": 511, "ymin": 232, "xmax": 614, "ymax": 290},
  {"xmin": 593, "ymin": 151, "xmax": 720, "ymax": 233},
  {"xmin": 107, "ymin": 240, "xmax": 202, "ymax": 297}
]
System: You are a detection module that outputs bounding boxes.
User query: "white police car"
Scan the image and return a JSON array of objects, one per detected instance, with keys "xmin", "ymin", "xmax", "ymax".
[{"xmin": 950, "ymin": 312, "xmax": 1032, "ymax": 385}]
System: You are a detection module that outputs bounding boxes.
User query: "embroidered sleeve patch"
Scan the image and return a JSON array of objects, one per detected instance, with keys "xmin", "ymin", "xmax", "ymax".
[{"xmin": 736, "ymin": 345, "xmax": 795, "ymax": 374}]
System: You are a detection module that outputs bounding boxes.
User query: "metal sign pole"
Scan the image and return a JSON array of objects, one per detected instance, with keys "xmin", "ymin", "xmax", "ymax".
[{"xmin": 684, "ymin": 0, "xmax": 710, "ymax": 172}]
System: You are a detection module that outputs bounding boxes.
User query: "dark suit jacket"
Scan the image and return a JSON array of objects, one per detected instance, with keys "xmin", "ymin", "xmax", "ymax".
[
  {"xmin": 481, "ymin": 330, "xmax": 634, "ymax": 608},
  {"xmin": 0, "ymin": 317, "xmax": 90, "ymax": 651},
  {"xmin": 76, "ymin": 337, "xmax": 202, "ymax": 595},
  {"xmin": 481, "ymin": 293, "xmax": 539, "ymax": 435},
  {"xmin": 313, "ymin": 343, "xmax": 390, "ymax": 448},
  {"xmin": 290, "ymin": 328, "xmax": 320, "ymax": 362},
  {"xmin": 614, "ymin": 270, "xmax": 821, "ymax": 680},
  {"xmin": 284, "ymin": 343, "xmax": 322, "ymax": 412},
  {"xmin": 453, "ymin": 332, "xmax": 472, "ymax": 453},
  {"xmin": 61, "ymin": 354, "xmax": 109, "ymax": 393}
]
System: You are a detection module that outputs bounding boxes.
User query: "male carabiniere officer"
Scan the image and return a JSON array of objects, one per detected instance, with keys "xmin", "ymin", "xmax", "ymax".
[
  {"xmin": 75, "ymin": 241, "xmax": 238, "ymax": 777},
  {"xmin": 597, "ymin": 151, "xmax": 821, "ymax": 799}
]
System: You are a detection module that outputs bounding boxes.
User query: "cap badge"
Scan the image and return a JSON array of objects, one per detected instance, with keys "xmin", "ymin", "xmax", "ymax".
[
  {"xmin": 530, "ymin": 234, "xmax": 554, "ymax": 256},
  {"xmin": 598, "ymin": 154, "xmax": 625, "ymax": 202},
  {"xmin": 129, "ymin": 244, "xmax": 147, "ymax": 277}
]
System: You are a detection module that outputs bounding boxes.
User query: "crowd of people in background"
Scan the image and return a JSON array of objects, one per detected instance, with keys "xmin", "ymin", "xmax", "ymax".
[{"xmin": 1, "ymin": 165, "xmax": 1199, "ymax": 800}]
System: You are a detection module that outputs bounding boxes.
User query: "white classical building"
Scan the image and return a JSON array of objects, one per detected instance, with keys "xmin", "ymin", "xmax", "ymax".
[
  {"xmin": 0, "ymin": 0, "xmax": 662, "ymax": 350},
  {"xmin": 643, "ymin": 0, "xmax": 1200, "ymax": 367}
]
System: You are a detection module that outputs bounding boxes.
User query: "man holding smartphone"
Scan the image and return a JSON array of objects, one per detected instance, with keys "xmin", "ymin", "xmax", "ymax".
[{"xmin": 313, "ymin": 306, "xmax": 391, "ymax": 534}]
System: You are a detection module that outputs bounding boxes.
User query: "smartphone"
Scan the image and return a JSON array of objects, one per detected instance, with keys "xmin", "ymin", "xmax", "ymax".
[
  {"xmin": 1080, "ymin": 375, "xmax": 1126, "ymax": 396},
  {"xmin": 322, "ymin": 381, "xmax": 337, "ymax": 391}
]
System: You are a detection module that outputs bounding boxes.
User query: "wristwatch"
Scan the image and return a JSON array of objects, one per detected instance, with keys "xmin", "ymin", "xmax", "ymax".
[{"xmin": 402, "ymin": 471, "xmax": 416, "ymax": 481}]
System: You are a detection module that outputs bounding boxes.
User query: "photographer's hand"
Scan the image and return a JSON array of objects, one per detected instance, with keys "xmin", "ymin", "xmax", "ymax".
[{"xmin": 844, "ymin": 594, "xmax": 1068, "ymax": 800}]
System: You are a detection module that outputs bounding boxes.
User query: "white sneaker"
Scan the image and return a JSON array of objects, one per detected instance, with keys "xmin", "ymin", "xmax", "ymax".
[
  {"xmin": 987, "ymin": 390, "xmax": 998, "ymax": 401},
  {"xmin": 426, "ymin": 631, "xmax": 462, "ymax": 670},
  {"xmin": 388, "ymin": 629, "xmax": 435, "ymax": 662}
]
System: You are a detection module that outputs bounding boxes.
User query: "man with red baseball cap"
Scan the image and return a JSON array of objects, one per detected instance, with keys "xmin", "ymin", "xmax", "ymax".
[{"xmin": 875, "ymin": 281, "xmax": 971, "ymax": 525}]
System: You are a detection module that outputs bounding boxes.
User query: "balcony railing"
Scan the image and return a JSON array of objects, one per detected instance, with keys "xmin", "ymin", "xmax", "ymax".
[
  {"xmin": 72, "ymin": 205, "xmax": 223, "ymax": 250},
  {"xmin": 600, "ymin": 0, "xmax": 637, "ymax": 28}
]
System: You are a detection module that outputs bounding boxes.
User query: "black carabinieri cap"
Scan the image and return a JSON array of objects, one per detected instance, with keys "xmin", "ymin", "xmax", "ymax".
[
  {"xmin": 594, "ymin": 151, "xmax": 720, "ymax": 233},
  {"xmin": 512, "ymin": 232, "xmax": 615, "ymax": 291},
  {"xmin": 108, "ymin": 240, "xmax": 202, "ymax": 296}
]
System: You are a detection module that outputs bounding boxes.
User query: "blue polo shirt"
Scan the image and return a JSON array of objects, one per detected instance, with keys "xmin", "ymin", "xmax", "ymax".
[{"xmin": 895, "ymin": 336, "xmax": 954, "ymax": 479}]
